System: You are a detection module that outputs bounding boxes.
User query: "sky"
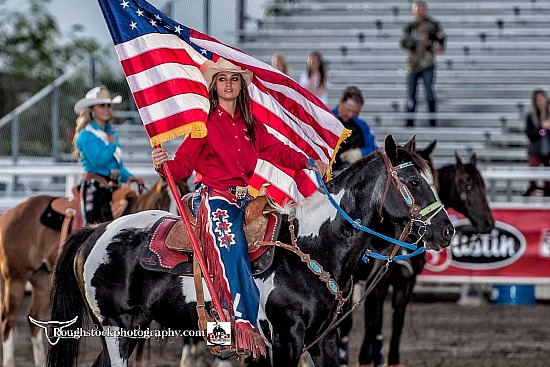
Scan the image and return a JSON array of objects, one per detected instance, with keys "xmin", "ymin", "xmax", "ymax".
[{"xmin": 1, "ymin": 0, "xmax": 264, "ymax": 47}]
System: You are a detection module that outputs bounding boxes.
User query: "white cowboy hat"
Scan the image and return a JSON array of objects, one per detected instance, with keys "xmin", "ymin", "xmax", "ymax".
[
  {"xmin": 200, "ymin": 58, "xmax": 253, "ymax": 87},
  {"xmin": 73, "ymin": 85, "xmax": 123, "ymax": 115}
]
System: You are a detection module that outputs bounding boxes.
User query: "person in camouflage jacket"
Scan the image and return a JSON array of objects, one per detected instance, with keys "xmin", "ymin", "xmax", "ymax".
[{"xmin": 400, "ymin": 1, "xmax": 445, "ymax": 127}]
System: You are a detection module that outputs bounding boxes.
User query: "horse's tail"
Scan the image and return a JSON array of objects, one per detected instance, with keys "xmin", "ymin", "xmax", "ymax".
[{"xmin": 47, "ymin": 226, "xmax": 96, "ymax": 367}]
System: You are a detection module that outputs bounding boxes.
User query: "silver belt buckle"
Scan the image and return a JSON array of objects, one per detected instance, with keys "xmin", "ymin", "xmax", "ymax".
[{"xmin": 234, "ymin": 186, "xmax": 248, "ymax": 200}]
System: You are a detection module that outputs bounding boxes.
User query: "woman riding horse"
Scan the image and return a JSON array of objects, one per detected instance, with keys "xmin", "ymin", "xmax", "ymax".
[
  {"xmin": 151, "ymin": 58, "xmax": 328, "ymax": 358},
  {"xmin": 73, "ymin": 85, "xmax": 145, "ymax": 225}
]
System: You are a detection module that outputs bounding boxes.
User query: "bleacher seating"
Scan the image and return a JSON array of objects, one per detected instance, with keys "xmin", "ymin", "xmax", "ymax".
[
  {"xmin": 236, "ymin": 0, "xmax": 550, "ymax": 179},
  {"xmin": 53, "ymin": 0, "xmax": 546, "ymax": 201},
  {"xmin": 4, "ymin": 1, "xmax": 550, "ymax": 203}
]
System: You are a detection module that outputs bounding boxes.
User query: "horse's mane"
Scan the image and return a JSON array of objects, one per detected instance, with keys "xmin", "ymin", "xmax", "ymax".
[
  {"xmin": 398, "ymin": 147, "xmax": 430, "ymax": 175},
  {"xmin": 331, "ymin": 145, "xmax": 430, "ymax": 186},
  {"xmin": 131, "ymin": 178, "xmax": 164, "ymax": 212}
]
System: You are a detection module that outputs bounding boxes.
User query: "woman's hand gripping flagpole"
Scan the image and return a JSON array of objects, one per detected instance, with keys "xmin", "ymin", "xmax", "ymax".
[{"xmin": 154, "ymin": 144, "xmax": 227, "ymax": 323}]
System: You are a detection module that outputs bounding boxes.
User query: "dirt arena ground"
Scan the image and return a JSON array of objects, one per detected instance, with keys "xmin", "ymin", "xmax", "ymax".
[{"xmin": 7, "ymin": 292, "xmax": 550, "ymax": 366}]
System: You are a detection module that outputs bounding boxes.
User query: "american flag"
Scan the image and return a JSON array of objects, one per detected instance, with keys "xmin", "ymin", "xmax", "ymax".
[{"xmin": 97, "ymin": 0, "xmax": 346, "ymax": 204}]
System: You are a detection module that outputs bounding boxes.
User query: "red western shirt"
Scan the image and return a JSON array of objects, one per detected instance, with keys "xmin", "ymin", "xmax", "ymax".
[{"xmin": 157, "ymin": 105, "xmax": 308, "ymax": 190}]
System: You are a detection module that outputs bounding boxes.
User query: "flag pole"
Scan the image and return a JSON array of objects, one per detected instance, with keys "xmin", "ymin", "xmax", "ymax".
[{"xmin": 156, "ymin": 144, "xmax": 227, "ymax": 323}]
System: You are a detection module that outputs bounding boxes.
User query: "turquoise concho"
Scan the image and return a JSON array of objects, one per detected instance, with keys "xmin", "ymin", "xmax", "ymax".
[{"xmin": 309, "ymin": 261, "xmax": 322, "ymax": 274}]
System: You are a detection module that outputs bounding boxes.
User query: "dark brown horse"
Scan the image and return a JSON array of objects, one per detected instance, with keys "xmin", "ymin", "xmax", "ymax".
[{"xmin": 0, "ymin": 177, "xmax": 188, "ymax": 367}]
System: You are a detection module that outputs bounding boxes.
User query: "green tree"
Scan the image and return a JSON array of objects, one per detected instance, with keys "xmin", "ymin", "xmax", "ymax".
[
  {"xmin": 0, "ymin": 0, "xmax": 103, "ymax": 157},
  {"xmin": 0, "ymin": 0, "xmax": 99, "ymax": 80}
]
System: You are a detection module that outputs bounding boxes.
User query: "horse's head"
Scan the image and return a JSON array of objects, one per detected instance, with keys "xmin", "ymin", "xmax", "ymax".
[
  {"xmin": 376, "ymin": 135, "xmax": 454, "ymax": 251},
  {"xmin": 452, "ymin": 152, "xmax": 495, "ymax": 233},
  {"xmin": 130, "ymin": 177, "xmax": 189, "ymax": 213}
]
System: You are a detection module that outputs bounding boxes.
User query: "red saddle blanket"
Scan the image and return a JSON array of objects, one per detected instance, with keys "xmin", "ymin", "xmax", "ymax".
[{"xmin": 141, "ymin": 211, "xmax": 281, "ymax": 275}]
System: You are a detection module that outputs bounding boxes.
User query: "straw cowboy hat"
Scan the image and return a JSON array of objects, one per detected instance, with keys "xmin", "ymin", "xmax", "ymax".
[
  {"xmin": 200, "ymin": 58, "xmax": 253, "ymax": 87},
  {"xmin": 73, "ymin": 85, "xmax": 123, "ymax": 114}
]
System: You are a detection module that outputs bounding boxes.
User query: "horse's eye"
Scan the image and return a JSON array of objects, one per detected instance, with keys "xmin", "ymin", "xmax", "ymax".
[{"xmin": 410, "ymin": 179, "xmax": 421, "ymax": 187}]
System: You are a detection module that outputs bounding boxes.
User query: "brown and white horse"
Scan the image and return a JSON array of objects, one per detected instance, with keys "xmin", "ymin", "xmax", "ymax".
[{"xmin": 0, "ymin": 177, "xmax": 188, "ymax": 367}]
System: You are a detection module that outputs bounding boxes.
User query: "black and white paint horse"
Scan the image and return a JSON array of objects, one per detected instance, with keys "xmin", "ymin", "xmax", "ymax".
[
  {"xmin": 46, "ymin": 135, "xmax": 454, "ymax": 367},
  {"xmin": 339, "ymin": 141, "xmax": 495, "ymax": 367}
]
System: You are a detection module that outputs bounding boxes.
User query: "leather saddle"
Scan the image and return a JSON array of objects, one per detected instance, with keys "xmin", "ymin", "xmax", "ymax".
[
  {"xmin": 140, "ymin": 193, "xmax": 282, "ymax": 276},
  {"xmin": 40, "ymin": 195, "xmax": 79, "ymax": 232},
  {"xmin": 41, "ymin": 185, "xmax": 138, "ymax": 232}
]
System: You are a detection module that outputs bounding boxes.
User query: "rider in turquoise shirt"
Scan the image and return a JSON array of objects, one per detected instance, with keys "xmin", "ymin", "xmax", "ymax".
[
  {"xmin": 73, "ymin": 85, "xmax": 143, "ymax": 225},
  {"xmin": 76, "ymin": 121, "xmax": 133, "ymax": 182}
]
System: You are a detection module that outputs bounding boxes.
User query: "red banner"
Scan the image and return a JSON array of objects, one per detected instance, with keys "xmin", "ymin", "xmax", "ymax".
[{"xmin": 419, "ymin": 206, "xmax": 550, "ymax": 284}]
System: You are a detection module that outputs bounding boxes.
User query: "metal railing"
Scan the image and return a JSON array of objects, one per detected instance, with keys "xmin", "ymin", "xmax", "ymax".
[
  {"xmin": 0, "ymin": 163, "xmax": 548, "ymax": 205},
  {"xmin": 0, "ymin": 45, "xmax": 133, "ymax": 166},
  {"xmin": 0, "ymin": 164, "xmax": 160, "ymax": 204}
]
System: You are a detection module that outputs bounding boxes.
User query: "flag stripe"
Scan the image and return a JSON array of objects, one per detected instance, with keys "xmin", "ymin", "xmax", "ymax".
[
  {"xmin": 120, "ymin": 46, "xmax": 201, "ymax": 76},
  {"xmin": 254, "ymin": 78, "xmax": 342, "ymax": 143},
  {"xmin": 115, "ymin": 33, "xmax": 206, "ymax": 64},
  {"xmin": 252, "ymin": 161, "xmax": 305, "ymax": 203},
  {"xmin": 251, "ymin": 101, "xmax": 324, "ymax": 161},
  {"xmin": 138, "ymin": 93, "xmax": 210, "ymax": 126},
  {"xmin": 125, "ymin": 63, "xmax": 205, "ymax": 96},
  {"xmin": 132, "ymin": 79, "xmax": 208, "ymax": 110}
]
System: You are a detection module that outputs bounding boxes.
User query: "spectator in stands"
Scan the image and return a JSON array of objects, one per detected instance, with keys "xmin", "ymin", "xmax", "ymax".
[
  {"xmin": 524, "ymin": 89, "xmax": 550, "ymax": 196},
  {"xmin": 332, "ymin": 86, "xmax": 377, "ymax": 174},
  {"xmin": 299, "ymin": 50, "xmax": 329, "ymax": 105},
  {"xmin": 271, "ymin": 52, "xmax": 289, "ymax": 75},
  {"xmin": 73, "ymin": 85, "xmax": 144, "ymax": 225},
  {"xmin": 400, "ymin": 1, "xmax": 445, "ymax": 127}
]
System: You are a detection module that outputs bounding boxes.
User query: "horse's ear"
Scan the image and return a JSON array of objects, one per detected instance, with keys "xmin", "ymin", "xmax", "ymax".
[
  {"xmin": 402, "ymin": 135, "xmax": 417, "ymax": 152},
  {"xmin": 385, "ymin": 134, "xmax": 398, "ymax": 162},
  {"xmin": 455, "ymin": 151, "xmax": 464, "ymax": 168},
  {"xmin": 470, "ymin": 153, "xmax": 478, "ymax": 167},
  {"xmin": 423, "ymin": 140, "xmax": 437, "ymax": 156}
]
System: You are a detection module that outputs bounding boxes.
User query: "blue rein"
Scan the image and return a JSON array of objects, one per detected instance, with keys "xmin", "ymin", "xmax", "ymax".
[{"xmin": 307, "ymin": 157, "xmax": 426, "ymax": 262}]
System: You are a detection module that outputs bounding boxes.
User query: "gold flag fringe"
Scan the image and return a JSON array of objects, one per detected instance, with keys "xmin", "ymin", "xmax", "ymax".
[
  {"xmin": 327, "ymin": 128, "xmax": 352, "ymax": 180},
  {"xmin": 148, "ymin": 121, "xmax": 208, "ymax": 147}
]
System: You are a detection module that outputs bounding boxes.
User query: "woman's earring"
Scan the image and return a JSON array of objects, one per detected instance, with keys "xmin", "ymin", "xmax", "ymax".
[{"xmin": 91, "ymin": 112, "xmax": 95, "ymax": 119}]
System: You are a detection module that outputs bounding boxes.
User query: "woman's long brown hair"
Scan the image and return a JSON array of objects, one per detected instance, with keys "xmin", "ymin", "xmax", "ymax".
[{"xmin": 208, "ymin": 73, "xmax": 257, "ymax": 147}]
